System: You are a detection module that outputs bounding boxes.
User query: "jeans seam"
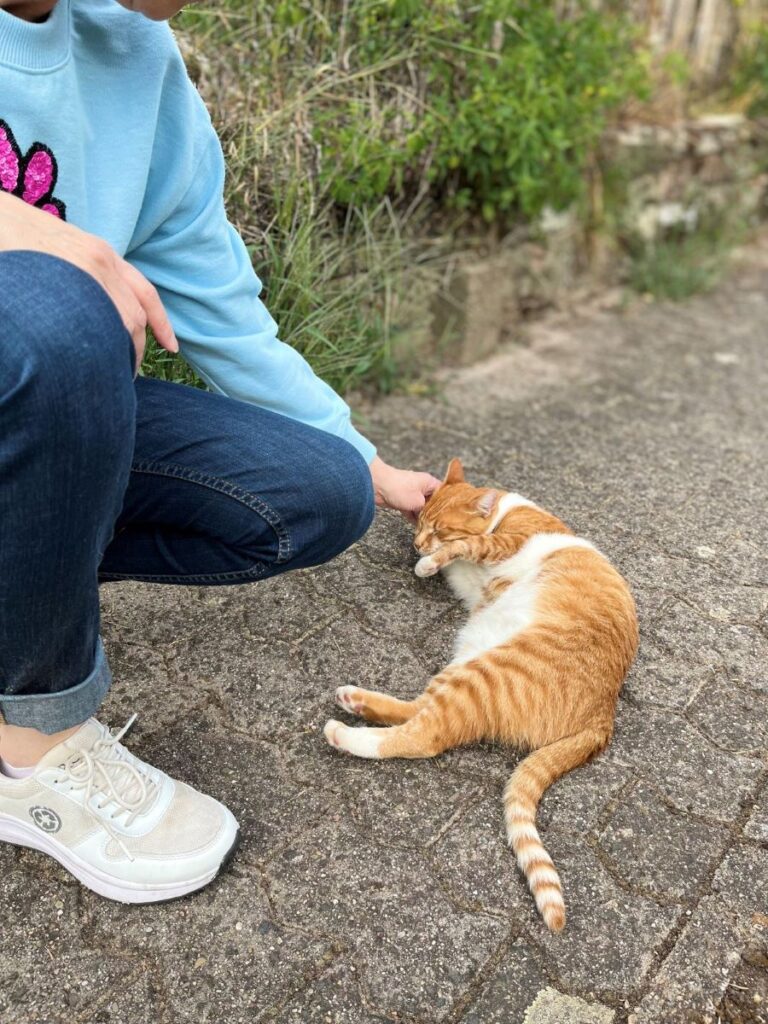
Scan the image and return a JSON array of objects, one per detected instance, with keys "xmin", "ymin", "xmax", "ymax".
[
  {"xmin": 128, "ymin": 459, "xmax": 292, "ymax": 564},
  {"xmin": 98, "ymin": 563, "xmax": 269, "ymax": 585}
]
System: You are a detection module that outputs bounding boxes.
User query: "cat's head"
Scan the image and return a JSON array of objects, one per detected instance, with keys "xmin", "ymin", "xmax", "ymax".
[{"xmin": 414, "ymin": 458, "xmax": 499, "ymax": 554}]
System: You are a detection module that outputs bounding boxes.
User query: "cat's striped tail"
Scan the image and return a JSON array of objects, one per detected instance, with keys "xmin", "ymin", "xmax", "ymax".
[{"xmin": 503, "ymin": 728, "xmax": 609, "ymax": 932}]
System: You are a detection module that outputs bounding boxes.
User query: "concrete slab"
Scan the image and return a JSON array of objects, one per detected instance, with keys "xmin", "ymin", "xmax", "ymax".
[{"xmin": 3, "ymin": 249, "xmax": 768, "ymax": 1022}]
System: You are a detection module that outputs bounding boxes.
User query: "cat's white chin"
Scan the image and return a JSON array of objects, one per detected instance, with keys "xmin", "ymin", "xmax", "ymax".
[{"xmin": 415, "ymin": 555, "xmax": 439, "ymax": 577}]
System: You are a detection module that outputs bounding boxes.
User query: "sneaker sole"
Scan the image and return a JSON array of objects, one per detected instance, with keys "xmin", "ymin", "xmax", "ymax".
[{"xmin": 0, "ymin": 811, "xmax": 240, "ymax": 904}]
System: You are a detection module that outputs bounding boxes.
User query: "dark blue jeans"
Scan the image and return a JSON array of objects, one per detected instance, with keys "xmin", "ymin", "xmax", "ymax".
[{"xmin": 0, "ymin": 252, "xmax": 374, "ymax": 733}]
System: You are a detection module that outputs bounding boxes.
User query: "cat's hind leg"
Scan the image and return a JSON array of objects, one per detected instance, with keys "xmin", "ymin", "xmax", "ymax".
[
  {"xmin": 324, "ymin": 709, "xmax": 443, "ymax": 760},
  {"xmin": 335, "ymin": 686, "xmax": 427, "ymax": 725},
  {"xmin": 325, "ymin": 686, "xmax": 481, "ymax": 759}
]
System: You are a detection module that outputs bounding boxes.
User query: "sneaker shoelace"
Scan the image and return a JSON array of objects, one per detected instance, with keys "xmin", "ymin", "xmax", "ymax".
[{"xmin": 57, "ymin": 715, "xmax": 158, "ymax": 861}]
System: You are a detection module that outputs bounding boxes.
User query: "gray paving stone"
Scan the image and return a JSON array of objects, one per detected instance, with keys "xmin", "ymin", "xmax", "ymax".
[
  {"xmin": 536, "ymin": 758, "xmax": 631, "ymax": 833},
  {"xmin": 629, "ymin": 896, "xmax": 754, "ymax": 1024},
  {"xmin": 608, "ymin": 704, "xmax": 763, "ymax": 823},
  {"xmin": 240, "ymin": 571, "xmax": 345, "ymax": 643},
  {"xmin": 341, "ymin": 756, "xmax": 485, "ymax": 850},
  {"xmin": 0, "ymin": 864, "xmax": 140, "ymax": 1024},
  {"xmin": 430, "ymin": 794, "xmax": 539, "ymax": 920},
  {"xmin": 716, "ymin": 623, "xmax": 768, "ymax": 694},
  {"xmin": 462, "ymin": 938, "xmax": 551, "ymax": 1024},
  {"xmin": 715, "ymin": 926, "xmax": 768, "ymax": 1024},
  {"xmin": 523, "ymin": 832, "xmax": 678, "ymax": 996},
  {"xmin": 7, "ymin": 245, "xmax": 768, "ymax": 1022},
  {"xmin": 82, "ymin": 873, "xmax": 333, "ymax": 1023},
  {"xmin": 597, "ymin": 782, "xmax": 730, "ymax": 900},
  {"xmin": 688, "ymin": 584, "xmax": 768, "ymax": 628},
  {"xmin": 308, "ymin": 546, "xmax": 456, "ymax": 636},
  {"xmin": 264, "ymin": 818, "xmax": 507, "ymax": 1020},
  {"xmin": 0, "ymin": 952, "xmax": 157, "ymax": 1024},
  {"xmin": 713, "ymin": 843, "xmax": 768, "ymax": 912},
  {"xmin": 625, "ymin": 615, "xmax": 719, "ymax": 711},
  {"xmin": 432, "ymin": 798, "xmax": 679, "ymax": 994},
  {"xmin": 355, "ymin": 506, "xmax": 419, "ymax": 571},
  {"xmin": 82, "ymin": 967, "xmax": 161, "ymax": 1024},
  {"xmin": 99, "ymin": 638, "xmax": 206, "ymax": 740},
  {"xmin": 434, "ymin": 740, "xmax": 519, "ymax": 787},
  {"xmin": 164, "ymin": 627, "xmax": 326, "ymax": 738},
  {"xmin": 745, "ymin": 786, "xmax": 768, "ymax": 843},
  {"xmin": 625, "ymin": 641, "xmax": 704, "ymax": 712},
  {"xmin": 100, "ymin": 580, "xmax": 242, "ymax": 648},
  {"xmin": 411, "ymin": 604, "xmax": 466, "ymax": 678},
  {"xmin": 687, "ymin": 671, "xmax": 768, "ymax": 752},
  {"xmin": 297, "ymin": 614, "xmax": 429, "ymax": 701},
  {"xmin": 273, "ymin": 960, "xmax": 392, "ymax": 1024}
]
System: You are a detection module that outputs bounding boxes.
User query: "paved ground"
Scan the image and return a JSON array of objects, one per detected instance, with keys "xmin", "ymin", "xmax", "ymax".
[{"xmin": 2, "ymin": 247, "xmax": 768, "ymax": 1024}]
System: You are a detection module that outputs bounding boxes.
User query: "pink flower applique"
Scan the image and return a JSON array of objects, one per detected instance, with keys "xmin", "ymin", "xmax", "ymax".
[{"xmin": 0, "ymin": 119, "xmax": 66, "ymax": 219}]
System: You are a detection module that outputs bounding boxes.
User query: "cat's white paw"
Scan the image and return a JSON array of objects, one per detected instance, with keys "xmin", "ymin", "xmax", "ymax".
[
  {"xmin": 323, "ymin": 719, "xmax": 382, "ymax": 758},
  {"xmin": 324, "ymin": 718, "xmax": 347, "ymax": 750},
  {"xmin": 415, "ymin": 555, "xmax": 439, "ymax": 578},
  {"xmin": 336, "ymin": 685, "xmax": 365, "ymax": 716}
]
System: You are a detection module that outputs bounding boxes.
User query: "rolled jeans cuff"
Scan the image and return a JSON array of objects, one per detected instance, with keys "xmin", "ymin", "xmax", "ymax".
[{"xmin": 0, "ymin": 638, "xmax": 111, "ymax": 734}]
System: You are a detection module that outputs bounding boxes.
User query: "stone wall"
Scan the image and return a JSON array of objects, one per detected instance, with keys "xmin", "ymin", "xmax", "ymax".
[{"xmin": 417, "ymin": 113, "xmax": 768, "ymax": 368}]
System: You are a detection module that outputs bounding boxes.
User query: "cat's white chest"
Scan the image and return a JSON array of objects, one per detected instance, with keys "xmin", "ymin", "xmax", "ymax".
[
  {"xmin": 443, "ymin": 560, "xmax": 488, "ymax": 608},
  {"xmin": 449, "ymin": 568, "xmax": 539, "ymax": 665}
]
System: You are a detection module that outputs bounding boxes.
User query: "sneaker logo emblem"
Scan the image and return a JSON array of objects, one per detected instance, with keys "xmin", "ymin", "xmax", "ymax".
[{"xmin": 29, "ymin": 805, "xmax": 62, "ymax": 834}]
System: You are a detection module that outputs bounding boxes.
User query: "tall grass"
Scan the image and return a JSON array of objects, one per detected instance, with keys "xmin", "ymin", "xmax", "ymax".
[
  {"xmin": 143, "ymin": 2, "xmax": 644, "ymax": 392},
  {"xmin": 142, "ymin": 3, "xmax": 441, "ymax": 392}
]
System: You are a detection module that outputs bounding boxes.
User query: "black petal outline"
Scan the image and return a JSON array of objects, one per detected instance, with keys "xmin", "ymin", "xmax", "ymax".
[
  {"xmin": 0, "ymin": 120, "xmax": 67, "ymax": 220},
  {"xmin": 0, "ymin": 117, "xmax": 23, "ymax": 193}
]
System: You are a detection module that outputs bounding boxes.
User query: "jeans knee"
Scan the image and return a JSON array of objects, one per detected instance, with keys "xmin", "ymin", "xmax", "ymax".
[
  {"xmin": 340, "ymin": 445, "xmax": 376, "ymax": 547},
  {"xmin": 289, "ymin": 437, "xmax": 374, "ymax": 569},
  {"xmin": 0, "ymin": 251, "xmax": 135, "ymax": 449}
]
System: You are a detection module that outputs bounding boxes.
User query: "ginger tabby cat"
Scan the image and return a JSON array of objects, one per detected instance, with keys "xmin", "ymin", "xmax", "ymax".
[{"xmin": 324, "ymin": 458, "xmax": 638, "ymax": 932}]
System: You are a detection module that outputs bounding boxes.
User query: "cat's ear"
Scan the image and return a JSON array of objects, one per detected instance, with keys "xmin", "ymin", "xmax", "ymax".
[
  {"xmin": 444, "ymin": 458, "xmax": 465, "ymax": 485},
  {"xmin": 476, "ymin": 489, "xmax": 499, "ymax": 517}
]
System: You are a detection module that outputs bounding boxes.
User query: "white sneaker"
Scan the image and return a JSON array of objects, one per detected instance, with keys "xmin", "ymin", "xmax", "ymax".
[{"xmin": 0, "ymin": 716, "xmax": 239, "ymax": 904}]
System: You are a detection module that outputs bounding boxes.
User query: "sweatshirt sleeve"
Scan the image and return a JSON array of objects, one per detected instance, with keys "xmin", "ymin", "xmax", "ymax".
[{"xmin": 124, "ymin": 63, "xmax": 376, "ymax": 465}]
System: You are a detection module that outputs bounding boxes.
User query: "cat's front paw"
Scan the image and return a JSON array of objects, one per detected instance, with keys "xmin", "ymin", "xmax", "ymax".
[{"xmin": 415, "ymin": 554, "xmax": 440, "ymax": 577}]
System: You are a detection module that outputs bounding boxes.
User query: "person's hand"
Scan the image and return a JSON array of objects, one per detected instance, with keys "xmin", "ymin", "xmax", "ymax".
[
  {"xmin": 369, "ymin": 456, "xmax": 441, "ymax": 523},
  {"xmin": 0, "ymin": 192, "xmax": 177, "ymax": 371}
]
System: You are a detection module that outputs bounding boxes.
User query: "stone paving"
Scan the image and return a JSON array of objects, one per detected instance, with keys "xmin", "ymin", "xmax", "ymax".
[{"xmin": 2, "ymin": 251, "xmax": 768, "ymax": 1024}]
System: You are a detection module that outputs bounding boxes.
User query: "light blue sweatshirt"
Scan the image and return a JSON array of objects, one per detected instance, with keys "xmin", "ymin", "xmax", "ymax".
[{"xmin": 0, "ymin": 0, "xmax": 376, "ymax": 463}]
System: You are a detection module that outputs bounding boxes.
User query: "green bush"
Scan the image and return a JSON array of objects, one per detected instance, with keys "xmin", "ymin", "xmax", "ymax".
[
  {"xmin": 311, "ymin": 1, "xmax": 647, "ymax": 221},
  {"xmin": 166, "ymin": 1, "xmax": 646, "ymax": 393},
  {"xmin": 179, "ymin": 1, "xmax": 647, "ymax": 224}
]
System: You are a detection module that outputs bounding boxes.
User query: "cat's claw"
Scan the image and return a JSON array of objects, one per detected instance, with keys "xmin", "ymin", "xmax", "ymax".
[
  {"xmin": 415, "ymin": 555, "xmax": 439, "ymax": 577},
  {"xmin": 336, "ymin": 685, "xmax": 365, "ymax": 716}
]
